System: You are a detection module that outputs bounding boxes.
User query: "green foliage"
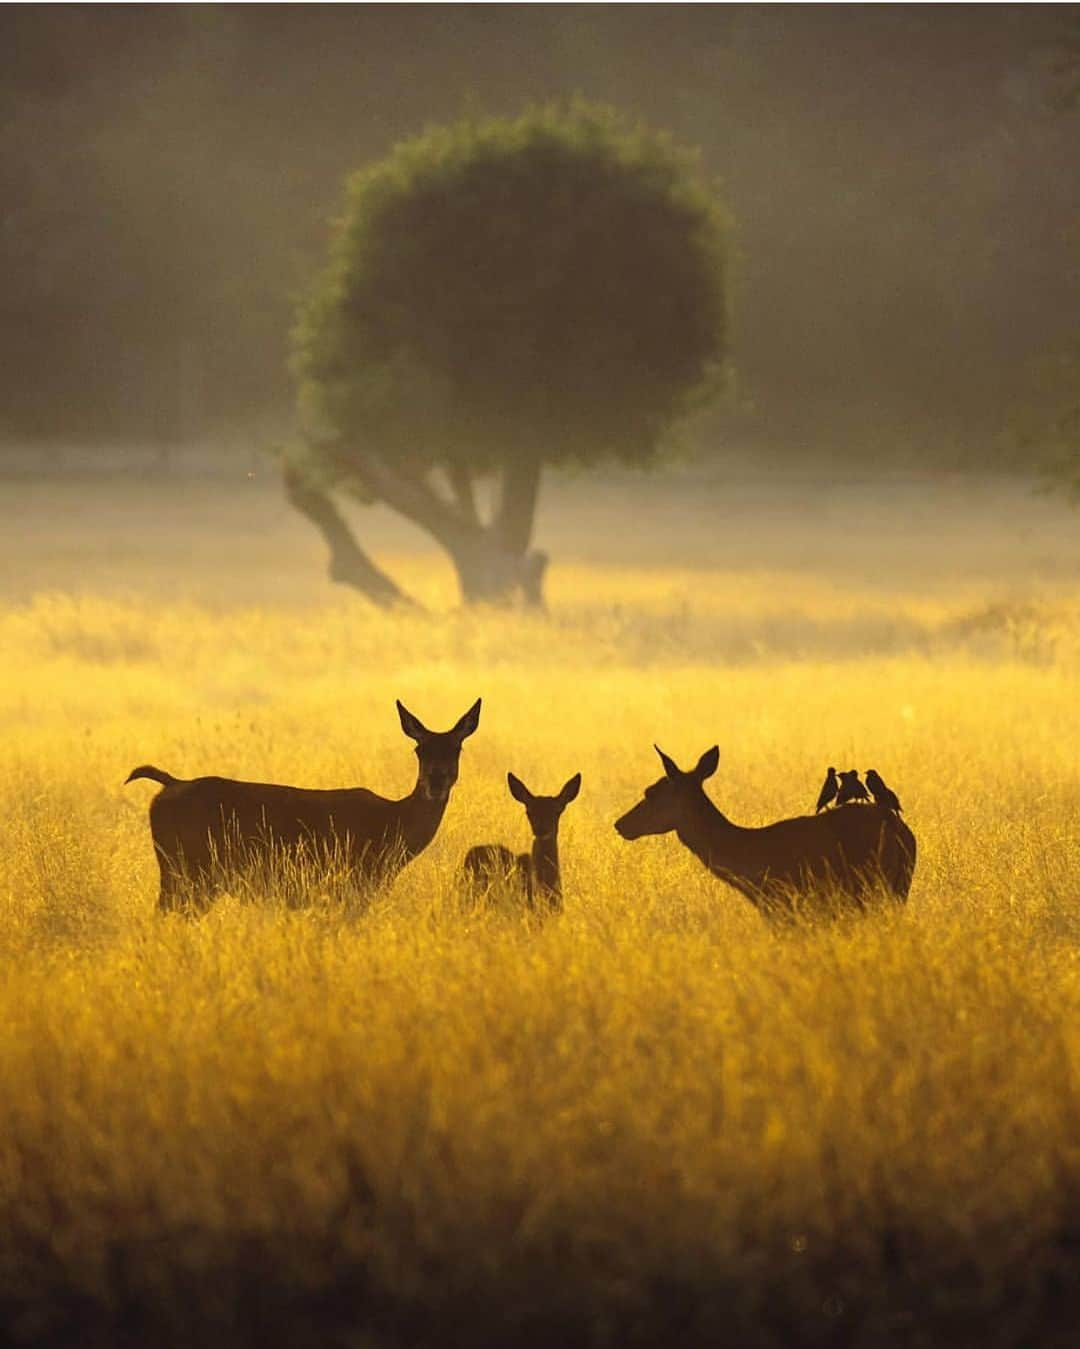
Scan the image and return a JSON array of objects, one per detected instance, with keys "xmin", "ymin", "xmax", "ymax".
[{"xmin": 292, "ymin": 102, "xmax": 728, "ymax": 474}]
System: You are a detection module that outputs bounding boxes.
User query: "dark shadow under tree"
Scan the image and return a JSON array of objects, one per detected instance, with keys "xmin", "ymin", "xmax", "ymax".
[{"xmin": 288, "ymin": 101, "xmax": 728, "ymax": 608}]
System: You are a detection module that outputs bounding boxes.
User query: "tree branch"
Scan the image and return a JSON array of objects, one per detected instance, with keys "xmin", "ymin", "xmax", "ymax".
[
  {"xmin": 283, "ymin": 461, "xmax": 420, "ymax": 609},
  {"xmin": 351, "ymin": 450, "xmax": 478, "ymax": 554},
  {"xmin": 299, "ymin": 446, "xmax": 550, "ymax": 609}
]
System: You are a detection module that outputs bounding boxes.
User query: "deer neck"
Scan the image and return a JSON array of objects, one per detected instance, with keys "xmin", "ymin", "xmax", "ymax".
[
  {"xmin": 530, "ymin": 833, "xmax": 562, "ymax": 903},
  {"xmin": 676, "ymin": 798, "xmax": 783, "ymax": 911},
  {"xmin": 397, "ymin": 780, "xmax": 452, "ymax": 856},
  {"xmin": 675, "ymin": 795, "xmax": 753, "ymax": 883}
]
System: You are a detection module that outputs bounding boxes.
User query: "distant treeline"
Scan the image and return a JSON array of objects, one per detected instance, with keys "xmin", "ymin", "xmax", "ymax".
[{"xmin": 1, "ymin": 4, "xmax": 1077, "ymax": 462}]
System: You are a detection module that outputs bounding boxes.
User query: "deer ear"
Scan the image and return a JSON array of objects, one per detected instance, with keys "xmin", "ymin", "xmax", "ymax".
[
  {"xmin": 559, "ymin": 772, "xmax": 582, "ymax": 805},
  {"xmin": 452, "ymin": 697, "xmax": 482, "ymax": 740},
  {"xmin": 694, "ymin": 746, "xmax": 720, "ymax": 781},
  {"xmin": 654, "ymin": 745, "xmax": 681, "ymax": 779},
  {"xmin": 397, "ymin": 700, "xmax": 431, "ymax": 741},
  {"xmin": 507, "ymin": 772, "xmax": 532, "ymax": 804}
]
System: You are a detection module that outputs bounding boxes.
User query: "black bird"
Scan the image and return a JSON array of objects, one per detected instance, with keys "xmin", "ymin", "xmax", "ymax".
[
  {"xmin": 836, "ymin": 770, "xmax": 871, "ymax": 806},
  {"xmin": 815, "ymin": 766, "xmax": 839, "ymax": 813},
  {"xmin": 865, "ymin": 769, "xmax": 902, "ymax": 814}
]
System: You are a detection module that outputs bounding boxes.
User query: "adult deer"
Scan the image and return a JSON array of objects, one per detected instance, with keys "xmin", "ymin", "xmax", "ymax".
[
  {"xmin": 614, "ymin": 745, "xmax": 916, "ymax": 918},
  {"xmin": 463, "ymin": 772, "xmax": 581, "ymax": 913},
  {"xmin": 126, "ymin": 698, "xmax": 481, "ymax": 912}
]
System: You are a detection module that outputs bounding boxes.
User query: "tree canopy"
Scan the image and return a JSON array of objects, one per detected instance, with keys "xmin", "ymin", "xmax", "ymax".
[{"xmin": 291, "ymin": 102, "xmax": 728, "ymax": 479}]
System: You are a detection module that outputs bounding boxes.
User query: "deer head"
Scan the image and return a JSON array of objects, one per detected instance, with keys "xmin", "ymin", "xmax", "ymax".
[
  {"xmin": 614, "ymin": 745, "xmax": 719, "ymax": 839},
  {"xmin": 397, "ymin": 698, "xmax": 482, "ymax": 801},
  {"xmin": 507, "ymin": 771, "xmax": 581, "ymax": 839}
]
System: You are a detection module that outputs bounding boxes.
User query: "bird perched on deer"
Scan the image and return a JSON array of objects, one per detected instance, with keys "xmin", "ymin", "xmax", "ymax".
[
  {"xmin": 835, "ymin": 770, "xmax": 871, "ymax": 806},
  {"xmin": 614, "ymin": 745, "xmax": 916, "ymax": 916},
  {"xmin": 814, "ymin": 766, "xmax": 839, "ymax": 813},
  {"xmin": 865, "ymin": 769, "xmax": 902, "ymax": 814}
]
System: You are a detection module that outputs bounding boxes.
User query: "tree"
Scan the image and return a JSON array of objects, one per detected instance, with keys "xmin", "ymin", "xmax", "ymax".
[{"xmin": 287, "ymin": 102, "xmax": 728, "ymax": 607}]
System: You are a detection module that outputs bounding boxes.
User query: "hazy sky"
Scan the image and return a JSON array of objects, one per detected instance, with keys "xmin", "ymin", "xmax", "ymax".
[{"xmin": 2, "ymin": 4, "xmax": 1077, "ymax": 458}]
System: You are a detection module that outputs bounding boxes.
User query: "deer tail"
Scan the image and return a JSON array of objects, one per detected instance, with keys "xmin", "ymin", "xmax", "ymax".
[{"xmin": 125, "ymin": 764, "xmax": 177, "ymax": 787}]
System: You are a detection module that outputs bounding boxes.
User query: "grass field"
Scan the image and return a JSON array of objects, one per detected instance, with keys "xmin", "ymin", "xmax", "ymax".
[{"xmin": 1, "ymin": 472, "xmax": 1079, "ymax": 1346}]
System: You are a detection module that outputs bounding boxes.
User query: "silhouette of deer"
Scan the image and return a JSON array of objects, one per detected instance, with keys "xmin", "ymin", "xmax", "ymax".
[
  {"xmin": 126, "ymin": 698, "xmax": 481, "ymax": 912},
  {"xmin": 615, "ymin": 745, "xmax": 915, "ymax": 917},
  {"xmin": 462, "ymin": 771, "xmax": 581, "ymax": 912}
]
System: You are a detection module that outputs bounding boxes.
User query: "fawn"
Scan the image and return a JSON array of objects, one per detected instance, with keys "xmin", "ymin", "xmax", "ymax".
[{"xmin": 462, "ymin": 771, "xmax": 581, "ymax": 912}]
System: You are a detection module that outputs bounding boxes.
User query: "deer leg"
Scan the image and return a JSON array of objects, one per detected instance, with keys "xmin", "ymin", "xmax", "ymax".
[
  {"xmin": 156, "ymin": 858, "xmax": 189, "ymax": 915},
  {"xmin": 157, "ymin": 876, "xmax": 179, "ymax": 913},
  {"xmin": 155, "ymin": 840, "xmax": 215, "ymax": 917}
]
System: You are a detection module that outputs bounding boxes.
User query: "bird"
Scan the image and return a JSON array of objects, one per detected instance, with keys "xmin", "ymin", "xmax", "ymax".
[
  {"xmin": 865, "ymin": 769, "xmax": 902, "ymax": 813},
  {"xmin": 835, "ymin": 770, "xmax": 871, "ymax": 806},
  {"xmin": 814, "ymin": 766, "xmax": 839, "ymax": 813}
]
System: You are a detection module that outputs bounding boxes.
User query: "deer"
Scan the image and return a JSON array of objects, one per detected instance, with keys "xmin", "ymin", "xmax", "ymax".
[
  {"xmin": 462, "ymin": 771, "xmax": 581, "ymax": 913},
  {"xmin": 614, "ymin": 745, "xmax": 916, "ymax": 919},
  {"xmin": 126, "ymin": 698, "xmax": 481, "ymax": 912}
]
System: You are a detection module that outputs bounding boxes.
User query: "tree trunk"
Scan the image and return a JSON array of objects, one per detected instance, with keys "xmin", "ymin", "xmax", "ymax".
[
  {"xmin": 494, "ymin": 454, "xmax": 541, "ymax": 555},
  {"xmin": 445, "ymin": 455, "xmax": 546, "ymax": 607},
  {"xmin": 282, "ymin": 462, "xmax": 418, "ymax": 609},
  {"xmin": 444, "ymin": 534, "xmax": 549, "ymax": 608},
  {"xmin": 283, "ymin": 451, "xmax": 548, "ymax": 610}
]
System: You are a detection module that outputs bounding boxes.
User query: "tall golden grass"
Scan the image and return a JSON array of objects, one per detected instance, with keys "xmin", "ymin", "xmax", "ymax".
[{"xmin": 1, "ymin": 564, "xmax": 1079, "ymax": 1346}]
